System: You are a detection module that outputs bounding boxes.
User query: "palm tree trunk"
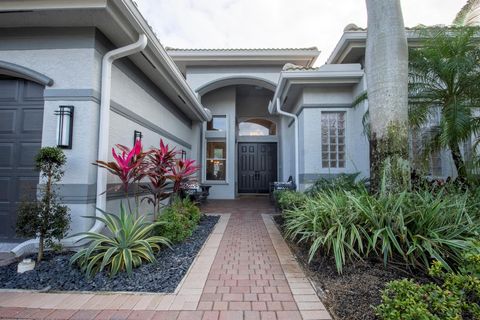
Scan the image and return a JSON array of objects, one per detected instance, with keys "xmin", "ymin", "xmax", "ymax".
[
  {"xmin": 450, "ymin": 143, "xmax": 467, "ymax": 180},
  {"xmin": 365, "ymin": 0, "xmax": 409, "ymax": 191}
]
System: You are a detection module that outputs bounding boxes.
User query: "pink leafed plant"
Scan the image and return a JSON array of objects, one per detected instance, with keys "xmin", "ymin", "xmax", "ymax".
[
  {"xmin": 141, "ymin": 139, "xmax": 178, "ymax": 215},
  {"xmin": 167, "ymin": 158, "xmax": 199, "ymax": 195},
  {"xmin": 95, "ymin": 139, "xmax": 147, "ymax": 195},
  {"xmin": 95, "ymin": 138, "xmax": 200, "ymax": 215}
]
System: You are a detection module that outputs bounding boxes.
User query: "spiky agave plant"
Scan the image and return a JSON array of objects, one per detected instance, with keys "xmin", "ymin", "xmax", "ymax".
[{"xmin": 70, "ymin": 203, "xmax": 170, "ymax": 277}]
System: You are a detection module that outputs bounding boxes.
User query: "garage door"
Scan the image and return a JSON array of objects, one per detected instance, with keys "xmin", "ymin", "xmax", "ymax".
[{"xmin": 0, "ymin": 77, "xmax": 44, "ymax": 241}]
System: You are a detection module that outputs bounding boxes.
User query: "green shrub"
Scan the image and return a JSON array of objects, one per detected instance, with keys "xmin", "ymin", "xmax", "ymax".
[
  {"xmin": 155, "ymin": 197, "xmax": 201, "ymax": 243},
  {"xmin": 284, "ymin": 189, "xmax": 367, "ymax": 273},
  {"xmin": 70, "ymin": 204, "xmax": 170, "ymax": 277},
  {"xmin": 356, "ymin": 190, "xmax": 479, "ymax": 271},
  {"xmin": 156, "ymin": 209, "xmax": 194, "ymax": 243},
  {"xmin": 274, "ymin": 190, "xmax": 307, "ymax": 211},
  {"xmin": 305, "ymin": 172, "xmax": 367, "ymax": 196},
  {"xmin": 375, "ymin": 279, "xmax": 463, "ymax": 320},
  {"xmin": 375, "ymin": 257, "xmax": 480, "ymax": 319},
  {"xmin": 284, "ymin": 188, "xmax": 480, "ymax": 273}
]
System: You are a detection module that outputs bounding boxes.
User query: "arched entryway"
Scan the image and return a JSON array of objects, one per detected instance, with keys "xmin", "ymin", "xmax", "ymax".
[
  {"xmin": 0, "ymin": 76, "xmax": 46, "ymax": 241},
  {"xmin": 200, "ymin": 79, "xmax": 279, "ymax": 198}
]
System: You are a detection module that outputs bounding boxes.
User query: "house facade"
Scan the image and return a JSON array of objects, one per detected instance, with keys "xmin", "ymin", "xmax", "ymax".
[
  {"xmin": 167, "ymin": 48, "xmax": 369, "ymax": 198},
  {"xmin": 0, "ymin": 1, "xmax": 460, "ymax": 249}
]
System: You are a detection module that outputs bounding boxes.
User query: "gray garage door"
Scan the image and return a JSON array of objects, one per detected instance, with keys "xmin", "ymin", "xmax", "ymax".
[{"xmin": 0, "ymin": 77, "xmax": 44, "ymax": 241}]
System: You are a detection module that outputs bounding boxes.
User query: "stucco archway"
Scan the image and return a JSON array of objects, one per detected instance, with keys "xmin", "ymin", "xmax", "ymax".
[
  {"xmin": 196, "ymin": 76, "xmax": 276, "ymax": 96},
  {"xmin": 0, "ymin": 60, "xmax": 53, "ymax": 87}
]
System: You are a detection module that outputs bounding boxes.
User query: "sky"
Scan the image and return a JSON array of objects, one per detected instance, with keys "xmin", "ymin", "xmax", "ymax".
[{"xmin": 135, "ymin": 0, "xmax": 466, "ymax": 65}]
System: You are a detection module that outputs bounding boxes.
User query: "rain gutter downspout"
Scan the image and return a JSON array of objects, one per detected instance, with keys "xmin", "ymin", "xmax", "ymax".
[
  {"xmin": 65, "ymin": 34, "xmax": 148, "ymax": 247},
  {"xmin": 12, "ymin": 34, "xmax": 148, "ymax": 255},
  {"xmin": 275, "ymin": 97, "xmax": 299, "ymax": 191}
]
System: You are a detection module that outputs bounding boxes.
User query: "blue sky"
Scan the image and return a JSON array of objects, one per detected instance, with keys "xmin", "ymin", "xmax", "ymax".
[{"xmin": 136, "ymin": 0, "xmax": 465, "ymax": 64}]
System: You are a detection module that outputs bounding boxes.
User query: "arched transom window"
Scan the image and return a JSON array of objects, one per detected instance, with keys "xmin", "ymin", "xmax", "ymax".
[{"xmin": 238, "ymin": 118, "xmax": 276, "ymax": 136}]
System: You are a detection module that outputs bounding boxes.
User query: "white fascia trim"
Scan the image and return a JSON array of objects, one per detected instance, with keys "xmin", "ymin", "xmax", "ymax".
[
  {"xmin": 117, "ymin": 0, "xmax": 211, "ymax": 122},
  {"xmin": 0, "ymin": 0, "xmax": 107, "ymax": 11},
  {"xmin": 326, "ymin": 31, "xmax": 367, "ymax": 64},
  {"xmin": 168, "ymin": 50, "xmax": 320, "ymax": 67},
  {"xmin": 269, "ymin": 68, "xmax": 365, "ymax": 111},
  {"xmin": 326, "ymin": 29, "xmax": 436, "ymax": 64}
]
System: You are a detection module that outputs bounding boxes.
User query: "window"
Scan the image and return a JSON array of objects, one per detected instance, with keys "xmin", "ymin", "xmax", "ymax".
[
  {"xmin": 206, "ymin": 141, "xmax": 226, "ymax": 181},
  {"xmin": 411, "ymin": 108, "xmax": 443, "ymax": 176},
  {"xmin": 207, "ymin": 116, "xmax": 227, "ymax": 131},
  {"xmin": 321, "ymin": 112, "xmax": 346, "ymax": 168},
  {"xmin": 238, "ymin": 118, "xmax": 276, "ymax": 136}
]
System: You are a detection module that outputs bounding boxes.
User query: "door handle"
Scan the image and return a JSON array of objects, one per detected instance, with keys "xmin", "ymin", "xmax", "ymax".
[{"xmin": 254, "ymin": 171, "xmax": 260, "ymax": 180}]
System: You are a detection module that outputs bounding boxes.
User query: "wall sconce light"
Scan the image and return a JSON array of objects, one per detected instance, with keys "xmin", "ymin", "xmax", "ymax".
[
  {"xmin": 133, "ymin": 130, "xmax": 142, "ymax": 145},
  {"xmin": 55, "ymin": 105, "xmax": 74, "ymax": 149},
  {"xmin": 181, "ymin": 150, "xmax": 187, "ymax": 160}
]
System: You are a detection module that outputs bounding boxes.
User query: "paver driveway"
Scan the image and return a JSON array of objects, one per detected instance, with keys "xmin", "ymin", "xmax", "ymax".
[{"xmin": 0, "ymin": 197, "xmax": 331, "ymax": 320}]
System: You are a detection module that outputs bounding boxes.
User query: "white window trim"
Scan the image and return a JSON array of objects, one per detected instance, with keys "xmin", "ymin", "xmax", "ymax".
[
  {"xmin": 319, "ymin": 110, "xmax": 348, "ymax": 173},
  {"xmin": 203, "ymin": 114, "xmax": 229, "ymax": 184}
]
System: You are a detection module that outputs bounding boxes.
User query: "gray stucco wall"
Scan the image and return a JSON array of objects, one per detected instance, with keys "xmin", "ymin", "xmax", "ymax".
[
  {"xmin": 201, "ymin": 86, "xmax": 236, "ymax": 199},
  {"xmin": 295, "ymin": 81, "xmax": 370, "ymax": 190},
  {"xmin": 0, "ymin": 27, "xmax": 201, "ymax": 234},
  {"xmin": 0, "ymin": 27, "xmax": 102, "ymax": 234}
]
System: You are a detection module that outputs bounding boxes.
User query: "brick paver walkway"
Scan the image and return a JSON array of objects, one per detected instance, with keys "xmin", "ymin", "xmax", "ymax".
[{"xmin": 0, "ymin": 198, "xmax": 331, "ymax": 320}]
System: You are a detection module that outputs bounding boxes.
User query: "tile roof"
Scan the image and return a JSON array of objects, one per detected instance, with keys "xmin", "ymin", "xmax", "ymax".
[
  {"xmin": 342, "ymin": 23, "xmax": 449, "ymax": 33},
  {"xmin": 165, "ymin": 47, "xmax": 319, "ymax": 51},
  {"xmin": 282, "ymin": 63, "xmax": 319, "ymax": 71}
]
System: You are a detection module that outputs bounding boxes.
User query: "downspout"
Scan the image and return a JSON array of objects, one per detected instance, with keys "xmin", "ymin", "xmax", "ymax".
[
  {"xmin": 275, "ymin": 98, "xmax": 299, "ymax": 191},
  {"xmin": 12, "ymin": 34, "xmax": 148, "ymax": 255},
  {"xmin": 65, "ymin": 34, "xmax": 148, "ymax": 247}
]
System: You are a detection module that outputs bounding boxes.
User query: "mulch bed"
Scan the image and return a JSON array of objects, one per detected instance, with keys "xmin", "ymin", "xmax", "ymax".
[
  {"xmin": 273, "ymin": 215, "xmax": 430, "ymax": 320},
  {"xmin": 0, "ymin": 215, "xmax": 219, "ymax": 293}
]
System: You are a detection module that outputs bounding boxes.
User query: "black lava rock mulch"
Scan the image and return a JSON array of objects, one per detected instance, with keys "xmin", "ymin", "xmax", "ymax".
[
  {"xmin": 273, "ymin": 215, "xmax": 430, "ymax": 320},
  {"xmin": 0, "ymin": 215, "xmax": 219, "ymax": 293}
]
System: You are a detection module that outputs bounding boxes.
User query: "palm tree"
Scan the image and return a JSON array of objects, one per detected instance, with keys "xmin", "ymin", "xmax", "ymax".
[
  {"xmin": 409, "ymin": 27, "xmax": 480, "ymax": 180},
  {"xmin": 365, "ymin": 0, "xmax": 409, "ymax": 191},
  {"xmin": 454, "ymin": 0, "xmax": 480, "ymax": 26}
]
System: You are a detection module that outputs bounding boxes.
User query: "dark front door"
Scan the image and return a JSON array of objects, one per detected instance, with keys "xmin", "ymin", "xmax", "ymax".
[
  {"xmin": 0, "ymin": 77, "xmax": 44, "ymax": 241},
  {"xmin": 238, "ymin": 143, "xmax": 277, "ymax": 193}
]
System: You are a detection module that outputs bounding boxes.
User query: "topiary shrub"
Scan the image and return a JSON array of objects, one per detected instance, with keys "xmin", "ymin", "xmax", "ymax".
[{"xmin": 16, "ymin": 147, "xmax": 70, "ymax": 262}]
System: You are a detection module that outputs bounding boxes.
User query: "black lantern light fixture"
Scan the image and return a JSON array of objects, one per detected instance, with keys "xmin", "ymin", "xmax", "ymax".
[
  {"xmin": 55, "ymin": 105, "xmax": 74, "ymax": 149},
  {"xmin": 181, "ymin": 149, "xmax": 187, "ymax": 160},
  {"xmin": 133, "ymin": 130, "xmax": 143, "ymax": 145}
]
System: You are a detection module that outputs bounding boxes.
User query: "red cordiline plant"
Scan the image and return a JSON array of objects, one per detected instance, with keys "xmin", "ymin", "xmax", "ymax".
[
  {"xmin": 95, "ymin": 138, "xmax": 199, "ymax": 216},
  {"xmin": 141, "ymin": 140, "xmax": 177, "ymax": 217},
  {"xmin": 167, "ymin": 158, "xmax": 199, "ymax": 195},
  {"xmin": 95, "ymin": 140, "xmax": 148, "ymax": 207}
]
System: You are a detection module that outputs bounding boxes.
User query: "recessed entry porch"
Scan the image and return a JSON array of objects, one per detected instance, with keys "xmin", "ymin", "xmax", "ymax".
[{"xmin": 200, "ymin": 83, "xmax": 280, "ymax": 198}]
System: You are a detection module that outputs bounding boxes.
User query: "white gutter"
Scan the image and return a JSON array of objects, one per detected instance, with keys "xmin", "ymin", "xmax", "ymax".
[
  {"xmin": 12, "ymin": 34, "xmax": 148, "ymax": 255},
  {"xmin": 120, "ymin": 0, "xmax": 211, "ymax": 122},
  {"xmin": 271, "ymin": 97, "xmax": 299, "ymax": 191}
]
